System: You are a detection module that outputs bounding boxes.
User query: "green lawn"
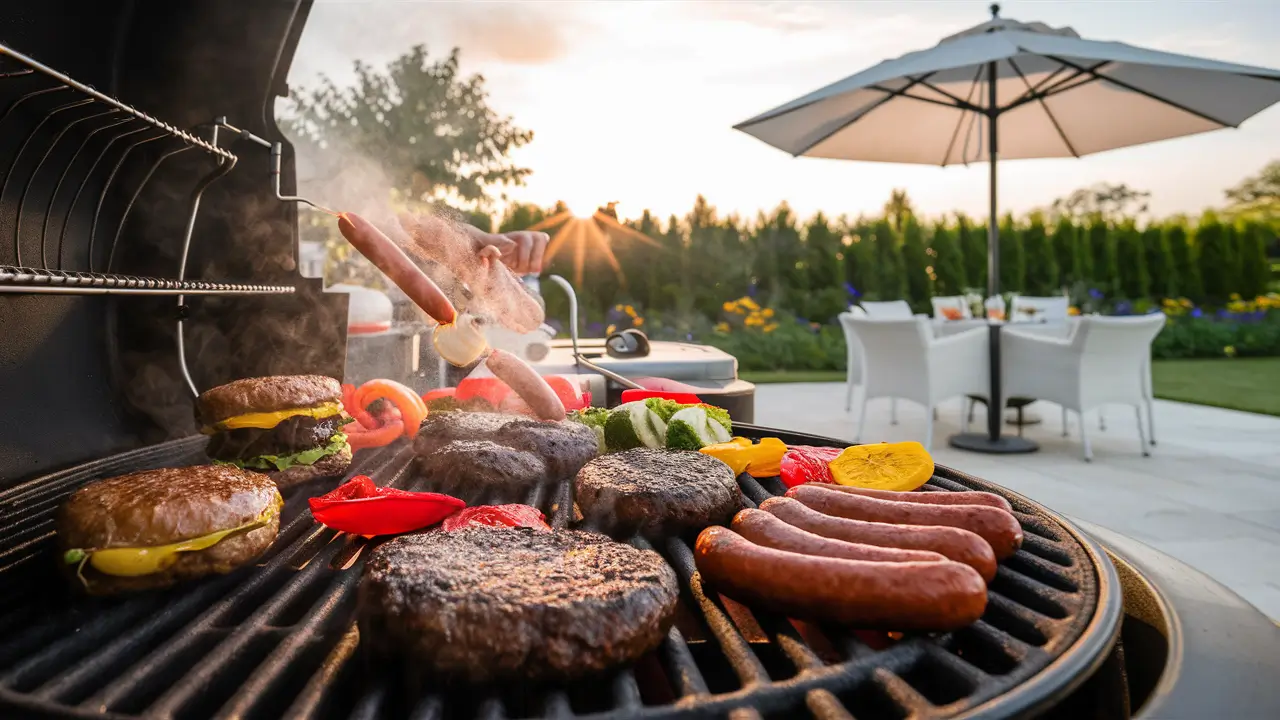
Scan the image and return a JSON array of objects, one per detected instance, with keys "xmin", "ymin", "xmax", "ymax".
[
  {"xmin": 743, "ymin": 359, "xmax": 1280, "ymax": 417},
  {"xmin": 1151, "ymin": 357, "xmax": 1280, "ymax": 417}
]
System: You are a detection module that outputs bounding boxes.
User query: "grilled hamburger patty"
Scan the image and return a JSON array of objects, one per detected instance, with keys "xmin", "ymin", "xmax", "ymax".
[
  {"xmin": 206, "ymin": 415, "xmax": 347, "ymax": 461},
  {"xmin": 359, "ymin": 528, "xmax": 678, "ymax": 684},
  {"xmin": 495, "ymin": 419, "xmax": 598, "ymax": 480},
  {"xmin": 412, "ymin": 411, "xmax": 526, "ymax": 456},
  {"xmin": 415, "ymin": 439, "xmax": 547, "ymax": 498},
  {"xmin": 56, "ymin": 466, "xmax": 281, "ymax": 595},
  {"xmin": 197, "ymin": 375, "xmax": 341, "ymax": 426},
  {"xmin": 575, "ymin": 449, "xmax": 742, "ymax": 537}
]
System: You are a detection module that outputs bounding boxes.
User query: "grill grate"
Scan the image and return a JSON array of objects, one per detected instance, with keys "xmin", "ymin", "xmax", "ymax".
[{"xmin": 0, "ymin": 425, "xmax": 1121, "ymax": 719}]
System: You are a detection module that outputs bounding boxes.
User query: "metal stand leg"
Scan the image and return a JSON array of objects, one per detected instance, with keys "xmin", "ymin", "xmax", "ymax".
[
  {"xmin": 1062, "ymin": 406, "xmax": 1069, "ymax": 437},
  {"xmin": 1081, "ymin": 410, "xmax": 1093, "ymax": 462},
  {"xmin": 1147, "ymin": 398, "xmax": 1157, "ymax": 446},
  {"xmin": 1135, "ymin": 406, "xmax": 1150, "ymax": 457}
]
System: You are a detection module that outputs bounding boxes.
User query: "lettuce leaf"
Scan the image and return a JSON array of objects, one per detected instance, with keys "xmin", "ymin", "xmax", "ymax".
[{"xmin": 215, "ymin": 433, "xmax": 349, "ymax": 472}]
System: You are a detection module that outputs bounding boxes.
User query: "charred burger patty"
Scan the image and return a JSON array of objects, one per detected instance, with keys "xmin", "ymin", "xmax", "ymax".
[
  {"xmin": 575, "ymin": 448, "xmax": 742, "ymax": 538},
  {"xmin": 198, "ymin": 375, "xmax": 353, "ymax": 488},
  {"xmin": 56, "ymin": 465, "xmax": 282, "ymax": 595},
  {"xmin": 359, "ymin": 527, "xmax": 678, "ymax": 684}
]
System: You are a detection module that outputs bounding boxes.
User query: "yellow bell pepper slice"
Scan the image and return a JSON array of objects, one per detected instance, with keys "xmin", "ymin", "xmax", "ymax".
[{"xmin": 700, "ymin": 437, "xmax": 788, "ymax": 478}]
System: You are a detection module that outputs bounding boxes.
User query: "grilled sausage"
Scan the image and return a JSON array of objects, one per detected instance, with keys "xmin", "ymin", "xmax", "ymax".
[
  {"xmin": 338, "ymin": 212, "xmax": 457, "ymax": 325},
  {"xmin": 484, "ymin": 349, "xmax": 566, "ymax": 421},
  {"xmin": 731, "ymin": 509, "xmax": 948, "ymax": 564},
  {"xmin": 694, "ymin": 527, "xmax": 987, "ymax": 631},
  {"xmin": 787, "ymin": 484, "xmax": 1023, "ymax": 560},
  {"xmin": 808, "ymin": 484, "xmax": 1013, "ymax": 513},
  {"xmin": 760, "ymin": 497, "xmax": 997, "ymax": 582}
]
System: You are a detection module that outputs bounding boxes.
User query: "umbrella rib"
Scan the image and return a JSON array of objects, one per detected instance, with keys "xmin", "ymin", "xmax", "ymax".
[
  {"xmin": 1008, "ymin": 57, "xmax": 1079, "ymax": 158},
  {"xmin": 791, "ymin": 72, "xmax": 937, "ymax": 156},
  {"xmin": 915, "ymin": 79, "xmax": 985, "ymax": 113},
  {"xmin": 1000, "ymin": 61, "xmax": 1109, "ymax": 114},
  {"xmin": 941, "ymin": 65, "xmax": 986, "ymax": 167},
  {"xmin": 1037, "ymin": 52, "xmax": 1236, "ymax": 128}
]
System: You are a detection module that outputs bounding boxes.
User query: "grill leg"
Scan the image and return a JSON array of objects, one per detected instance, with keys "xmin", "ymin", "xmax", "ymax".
[{"xmin": 1080, "ymin": 411, "xmax": 1093, "ymax": 462}]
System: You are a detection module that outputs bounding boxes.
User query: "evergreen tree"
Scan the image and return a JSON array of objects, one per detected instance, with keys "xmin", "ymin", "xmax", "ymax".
[
  {"xmin": 1022, "ymin": 212, "xmax": 1058, "ymax": 296},
  {"xmin": 751, "ymin": 203, "xmax": 804, "ymax": 309},
  {"xmin": 1114, "ymin": 221, "xmax": 1150, "ymax": 300},
  {"xmin": 1165, "ymin": 220, "xmax": 1202, "ymax": 302},
  {"xmin": 1052, "ymin": 217, "xmax": 1079, "ymax": 287},
  {"xmin": 1224, "ymin": 223, "xmax": 1245, "ymax": 297},
  {"xmin": 1238, "ymin": 222, "xmax": 1272, "ymax": 298},
  {"xmin": 931, "ymin": 221, "xmax": 967, "ymax": 296},
  {"xmin": 998, "ymin": 213, "xmax": 1025, "ymax": 293},
  {"xmin": 843, "ymin": 219, "xmax": 876, "ymax": 303},
  {"xmin": 901, "ymin": 215, "xmax": 932, "ymax": 310},
  {"xmin": 1195, "ymin": 211, "xmax": 1231, "ymax": 303},
  {"xmin": 957, "ymin": 214, "xmax": 987, "ymax": 291},
  {"xmin": 1141, "ymin": 224, "xmax": 1175, "ymax": 299},
  {"xmin": 870, "ymin": 218, "xmax": 906, "ymax": 301},
  {"xmin": 799, "ymin": 212, "xmax": 848, "ymax": 320},
  {"xmin": 1086, "ymin": 215, "xmax": 1116, "ymax": 294}
]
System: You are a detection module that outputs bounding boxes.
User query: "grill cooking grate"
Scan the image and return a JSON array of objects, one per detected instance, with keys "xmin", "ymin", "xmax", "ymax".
[{"xmin": 0, "ymin": 425, "xmax": 1120, "ymax": 719}]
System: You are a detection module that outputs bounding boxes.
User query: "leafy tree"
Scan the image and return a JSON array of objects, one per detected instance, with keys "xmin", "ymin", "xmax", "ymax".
[
  {"xmin": 1086, "ymin": 215, "xmax": 1116, "ymax": 294},
  {"xmin": 883, "ymin": 189, "xmax": 915, "ymax": 232},
  {"xmin": 1022, "ymin": 212, "xmax": 1058, "ymax": 296},
  {"xmin": 286, "ymin": 45, "xmax": 533, "ymax": 207},
  {"xmin": 998, "ymin": 213, "xmax": 1025, "ymax": 293},
  {"xmin": 1114, "ymin": 220, "xmax": 1150, "ymax": 300},
  {"xmin": 957, "ymin": 213, "xmax": 987, "ymax": 291},
  {"xmin": 843, "ymin": 218, "xmax": 876, "ymax": 302},
  {"xmin": 1165, "ymin": 220, "xmax": 1202, "ymax": 301},
  {"xmin": 498, "ymin": 202, "xmax": 546, "ymax": 233},
  {"xmin": 869, "ymin": 219, "xmax": 906, "ymax": 301},
  {"xmin": 1052, "ymin": 217, "xmax": 1080, "ymax": 287},
  {"xmin": 1141, "ymin": 224, "xmax": 1175, "ymax": 298},
  {"xmin": 751, "ymin": 203, "xmax": 804, "ymax": 309},
  {"xmin": 1195, "ymin": 211, "xmax": 1232, "ymax": 303},
  {"xmin": 1051, "ymin": 183, "xmax": 1151, "ymax": 222},
  {"xmin": 930, "ymin": 221, "xmax": 967, "ymax": 296},
  {"xmin": 1238, "ymin": 222, "xmax": 1272, "ymax": 298},
  {"xmin": 900, "ymin": 215, "xmax": 932, "ymax": 311},
  {"xmin": 800, "ymin": 212, "xmax": 848, "ymax": 321},
  {"xmin": 1225, "ymin": 159, "xmax": 1280, "ymax": 227}
]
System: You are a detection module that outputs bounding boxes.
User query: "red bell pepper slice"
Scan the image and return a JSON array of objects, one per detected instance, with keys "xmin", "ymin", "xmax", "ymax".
[
  {"xmin": 346, "ymin": 419, "xmax": 404, "ymax": 450},
  {"xmin": 620, "ymin": 389, "xmax": 702, "ymax": 405},
  {"xmin": 309, "ymin": 475, "xmax": 465, "ymax": 536},
  {"xmin": 779, "ymin": 445, "xmax": 843, "ymax": 488},
  {"xmin": 456, "ymin": 377, "xmax": 511, "ymax": 408},
  {"xmin": 422, "ymin": 387, "xmax": 457, "ymax": 404},
  {"xmin": 442, "ymin": 504, "xmax": 550, "ymax": 532}
]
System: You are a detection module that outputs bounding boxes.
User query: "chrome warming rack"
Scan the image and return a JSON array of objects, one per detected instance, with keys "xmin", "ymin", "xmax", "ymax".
[{"xmin": 0, "ymin": 42, "xmax": 336, "ymax": 397}]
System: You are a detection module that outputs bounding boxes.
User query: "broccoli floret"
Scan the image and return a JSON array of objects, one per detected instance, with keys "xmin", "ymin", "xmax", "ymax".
[
  {"xmin": 570, "ymin": 407, "xmax": 609, "ymax": 428},
  {"xmin": 665, "ymin": 419, "xmax": 705, "ymax": 451},
  {"xmin": 644, "ymin": 397, "xmax": 682, "ymax": 423}
]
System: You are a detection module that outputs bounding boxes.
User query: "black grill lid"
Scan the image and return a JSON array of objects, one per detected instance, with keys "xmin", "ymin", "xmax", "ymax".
[{"xmin": 0, "ymin": 423, "xmax": 1122, "ymax": 719}]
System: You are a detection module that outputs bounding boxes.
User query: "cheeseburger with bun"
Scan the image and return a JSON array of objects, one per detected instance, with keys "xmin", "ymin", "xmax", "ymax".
[
  {"xmin": 199, "ymin": 375, "xmax": 353, "ymax": 488},
  {"xmin": 57, "ymin": 465, "xmax": 282, "ymax": 595}
]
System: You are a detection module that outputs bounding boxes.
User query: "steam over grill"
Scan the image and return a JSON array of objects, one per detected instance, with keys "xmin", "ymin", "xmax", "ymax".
[{"xmin": 0, "ymin": 425, "xmax": 1121, "ymax": 720}]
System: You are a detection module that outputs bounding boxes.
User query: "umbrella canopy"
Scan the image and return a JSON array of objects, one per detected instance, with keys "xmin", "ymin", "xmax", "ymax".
[{"xmin": 736, "ymin": 7, "xmax": 1280, "ymax": 168}]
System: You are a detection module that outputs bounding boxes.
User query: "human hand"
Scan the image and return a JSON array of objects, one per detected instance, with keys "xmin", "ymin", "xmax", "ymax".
[{"xmin": 464, "ymin": 226, "xmax": 550, "ymax": 275}]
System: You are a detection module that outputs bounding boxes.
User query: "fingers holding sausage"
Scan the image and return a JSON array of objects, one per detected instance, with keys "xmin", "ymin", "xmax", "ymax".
[
  {"xmin": 694, "ymin": 526, "xmax": 987, "ymax": 631},
  {"xmin": 787, "ymin": 484, "xmax": 1023, "ymax": 560}
]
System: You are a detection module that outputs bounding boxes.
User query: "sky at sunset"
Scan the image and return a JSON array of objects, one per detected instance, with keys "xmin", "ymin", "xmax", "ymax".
[{"xmin": 288, "ymin": 0, "xmax": 1280, "ymax": 223}]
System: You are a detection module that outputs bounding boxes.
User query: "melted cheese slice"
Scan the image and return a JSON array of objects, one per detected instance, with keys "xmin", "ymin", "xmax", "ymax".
[
  {"xmin": 213, "ymin": 401, "xmax": 344, "ymax": 431},
  {"xmin": 86, "ymin": 495, "xmax": 282, "ymax": 577}
]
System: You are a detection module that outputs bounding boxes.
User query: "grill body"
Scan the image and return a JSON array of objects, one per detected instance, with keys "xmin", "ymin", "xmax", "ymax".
[{"xmin": 0, "ymin": 424, "xmax": 1122, "ymax": 720}]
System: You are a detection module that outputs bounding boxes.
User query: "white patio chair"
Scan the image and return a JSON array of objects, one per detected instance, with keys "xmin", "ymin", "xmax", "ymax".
[
  {"xmin": 838, "ymin": 308, "xmax": 868, "ymax": 412},
  {"xmin": 931, "ymin": 295, "xmax": 972, "ymax": 321},
  {"xmin": 846, "ymin": 317, "xmax": 989, "ymax": 450},
  {"xmin": 1002, "ymin": 314, "xmax": 1166, "ymax": 461},
  {"xmin": 1010, "ymin": 295, "xmax": 1070, "ymax": 324},
  {"xmin": 859, "ymin": 300, "xmax": 915, "ymax": 319}
]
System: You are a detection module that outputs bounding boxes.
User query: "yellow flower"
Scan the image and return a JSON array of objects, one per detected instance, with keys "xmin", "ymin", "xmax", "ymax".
[
  {"xmin": 606, "ymin": 324, "xmax": 616, "ymax": 334},
  {"xmin": 1230, "ymin": 293, "xmax": 1242, "ymax": 301},
  {"xmin": 762, "ymin": 308, "xmax": 775, "ymax": 318},
  {"xmin": 714, "ymin": 322, "xmax": 731, "ymax": 333},
  {"xmin": 633, "ymin": 317, "xmax": 644, "ymax": 327},
  {"xmin": 1068, "ymin": 306, "xmax": 1080, "ymax": 316},
  {"xmin": 1180, "ymin": 298, "xmax": 1192, "ymax": 308},
  {"xmin": 722, "ymin": 301, "xmax": 735, "ymax": 312},
  {"xmin": 614, "ymin": 304, "xmax": 624, "ymax": 312},
  {"xmin": 741, "ymin": 297, "xmax": 760, "ymax": 311},
  {"xmin": 624, "ymin": 305, "xmax": 636, "ymax": 317},
  {"xmin": 1224, "ymin": 345, "xmax": 1237, "ymax": 358},
  {"xmin": 763, "ymin": 323, "xmax": 779, "ymax": 333}
]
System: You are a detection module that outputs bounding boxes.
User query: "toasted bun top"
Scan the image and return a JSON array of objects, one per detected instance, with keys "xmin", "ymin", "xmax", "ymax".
[
  {"xmin": 197, "ymin": 375, "xmax": 342, "ymax": 425},
  {"xmin": 57, "ymin": 465, "xmax": 280, "ymax": 550}
]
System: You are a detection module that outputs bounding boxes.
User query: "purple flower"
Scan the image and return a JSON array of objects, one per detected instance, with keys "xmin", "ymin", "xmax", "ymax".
[
  {"xmin": 587, "ymin": 321, "xmax": 604, "ymax": 336},
  {"xmin": 1088, "ymin": 288, "xmax": 1103, "ymax": 300},
  {"xmin": 843, "ymin": 282, "xmax": 861, "ymax": 298},
  {"xmin": 747, "ymin": 283, "xmax": 758, "ymax": 298},
  {"xmin": 686, "ymin": 332, "xmax": 694, "ymax": 341},
  {"xmin": 1216, "ymin": 308, "xmax": 1229, "ymax": 320},
  {"xmin": 796, "ymin": 316, "xmax": 809, "ymax": 324},
  {"xmin": 1115, "ymin": 301, "xmax": 1132, "ymax": 316},
  {"xmin": 1190, "ymin": 308, "xmax": 1203, "ymax": 318}
]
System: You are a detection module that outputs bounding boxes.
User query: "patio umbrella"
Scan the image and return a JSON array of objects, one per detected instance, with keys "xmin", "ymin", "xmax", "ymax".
[{"xmin": 734, "ymin": 3, "xmax": 1280, "ymax": 452}]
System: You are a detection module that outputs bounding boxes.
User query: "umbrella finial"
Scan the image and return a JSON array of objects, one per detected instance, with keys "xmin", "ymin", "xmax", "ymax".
[{"xmin": 990, "ymin": 3, "xmax": 1001, "ymax": 19}]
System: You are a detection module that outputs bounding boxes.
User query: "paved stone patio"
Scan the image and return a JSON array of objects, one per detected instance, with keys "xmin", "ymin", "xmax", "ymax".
[{"xmin": 754, "ymin": 383, "xmax": 1280, "ymax": 621}]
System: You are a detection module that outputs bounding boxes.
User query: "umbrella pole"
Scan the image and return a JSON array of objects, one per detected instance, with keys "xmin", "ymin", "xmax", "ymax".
[{"xmin": 949, "ymin": 57, "xmax": 1039, "ymax": 455}]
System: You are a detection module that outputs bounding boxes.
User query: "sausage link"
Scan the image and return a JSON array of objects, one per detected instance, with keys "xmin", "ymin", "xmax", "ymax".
[
  {"xmin": 807, "ymin": 483, "xmax": 1013, "ymax": 512},
  {"xmin": 338, "ymin": 213, "xmax": 457, "ymax": 325},
  {"xmin": 760, "ymin": 497, "xmax": 997, "ymax": 582},
  {"xmin": 732, "ymin": 509, "xmax": 948, "ymax": 564},
  {"xmin": 787, "ymin": 484, "xmax": 1023, "ymax": 560},
  {"xmin": 694, "ymin": 527, "xmax": 987, "ymax": 631},
  {"xmin": 484, "ymin": 349, "xmax": 566, "ymax": 421}
]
